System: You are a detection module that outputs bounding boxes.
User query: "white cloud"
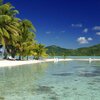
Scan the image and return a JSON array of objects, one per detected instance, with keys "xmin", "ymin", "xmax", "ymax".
[
  {"xmin": 71, "ymin": 24, "xmax": 83, "ymax": 27},
  {"xmin": 83, "ymin": 28, "xmax": 88, "ymax": 33},
  {"xmin": 93, "ymin": 26, "xmax": 100, "ymax": 31},
  {"xmin": 77, "ymin": 37, "xmax": 93, "ymax": 44},
  {"xmin": 88, "ymin": 37, "xmax": 93, "ymax": 41},
  {"xmin": 46, "ymin": 32, "xmax": 51, "ymax": 34},
  {"xmin": 96, "ymin": 32, "xmax": 100, "ymax": 35},
  {"xmin": 77, "ymin": 37, "xmax": 88, "ymax": 44}
]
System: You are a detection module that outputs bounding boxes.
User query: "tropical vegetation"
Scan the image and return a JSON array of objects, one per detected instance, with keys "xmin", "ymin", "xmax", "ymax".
[
  {"xmin": 0, "ymin": 0, "xmax": 48, "ymax": 60},
  {"xmin": 46, "ymin": 44, "xmax": 100, "ymax": 56}
]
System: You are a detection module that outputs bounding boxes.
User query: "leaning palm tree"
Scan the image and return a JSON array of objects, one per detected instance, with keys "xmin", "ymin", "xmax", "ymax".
[
  {"xmin": 19, "ymin": 19, "xmax": 36, "ymax": 42},
  {"xmin": 0, "ymin": 2, "xmax": 20, "ymax": 58}
]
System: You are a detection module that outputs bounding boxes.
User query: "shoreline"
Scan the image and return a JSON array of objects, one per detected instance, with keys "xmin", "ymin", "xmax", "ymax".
[
  {"xmin": 0, "ymin": 59, "xmax": 72, "ymax": 68},
  {"xmin": 0, "ymin": 58, "xmax": 100, "ymax": 68}
]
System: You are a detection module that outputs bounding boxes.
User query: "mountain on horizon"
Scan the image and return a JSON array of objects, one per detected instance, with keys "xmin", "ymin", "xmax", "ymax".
[{"xmin": 46, "ymin": 44, "xmax": 100, "ymax": 56}]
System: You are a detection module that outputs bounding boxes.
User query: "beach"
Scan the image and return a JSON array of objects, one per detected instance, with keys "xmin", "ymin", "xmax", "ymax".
[
  {"xmin": 0, "ymin": 58, "xmax": 73, "ymax": 68},
  {"xmin": 0, "ymin": 58, "xmax": 100, "ymax": 68}
]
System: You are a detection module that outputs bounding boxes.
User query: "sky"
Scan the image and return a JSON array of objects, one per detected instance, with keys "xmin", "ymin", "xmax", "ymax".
[{"xmin": 4, "ymin": 0, "xmax": 100, "ymax": 49}]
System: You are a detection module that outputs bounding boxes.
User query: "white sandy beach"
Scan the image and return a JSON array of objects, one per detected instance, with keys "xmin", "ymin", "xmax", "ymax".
[
  {"xmin": 0, "ymin": 58, "xmax": 100, "ymax": 68},
  {"xmin": 0, "ymin": 58, "xmax": 73, "ymax": 68}
]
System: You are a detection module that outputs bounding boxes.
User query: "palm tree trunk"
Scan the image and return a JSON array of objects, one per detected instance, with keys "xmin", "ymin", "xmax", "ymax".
[
  {"xmin": 27, "ymin": 56, "xmax": 28, "ymax": 60},
  {"xmin": 19, "ymin": 55, "xmax": 21, "ymax": 60},
  {"xmin": 3, "ymin": 47, "xmax": 8, "ymax": 59}
]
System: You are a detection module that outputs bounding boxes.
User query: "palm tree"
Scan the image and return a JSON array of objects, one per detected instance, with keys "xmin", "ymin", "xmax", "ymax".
[
  {"xmin": 16, "ymin": 19, "xmax": 36, "ymax": 60},
  {"xmin": 0, "ymin": 2, "xmax": 19, "ymax": 16},
  {"xmin": 33, "ymin": 44, "xmax": 48, "ymax": 60},
  {"xmin": 0, "ymin": 2, "xmax": 20, "ymax": 59}
]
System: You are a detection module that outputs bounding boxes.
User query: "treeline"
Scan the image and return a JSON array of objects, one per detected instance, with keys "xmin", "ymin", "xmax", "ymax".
[
  {"xmin": 46, "ymin": 44, "xmax": 100, "ymax": 56},
  {"xmin": 0, "ymin": 0, "xmax": 47, "ymax": 60}
]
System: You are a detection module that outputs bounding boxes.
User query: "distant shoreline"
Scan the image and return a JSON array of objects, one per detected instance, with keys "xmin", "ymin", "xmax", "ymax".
[{"xmin": 0, "ymin": 58, "xmax": 100, "ymax": 68}]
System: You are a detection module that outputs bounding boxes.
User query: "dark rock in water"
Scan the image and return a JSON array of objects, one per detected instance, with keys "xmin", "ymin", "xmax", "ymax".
[
  {"xmin": 49, "ymin": 96, "xmax": 58, "ymax": 100},
  {"xmin": 93, "ymin": 70, "xmax": 100, "ymax": 75},
  {"xmin": 52, "ymin": 72, "xmax": 72, "ymax": 76},
  {"xmin": 36, "ymin": 86, "xmax": 53, "ymax": 93},
  {"xmin": 72, "ymin": 88, "xmax": 77, "ymax": 90},
  {"xmin": 78, "ymin": 69, "xmax": 100, "ymax": 77},
  {"xmin": 90, "ymin": 87, "xmax": 100, "ymax": 91},
  {"xmin": 88, "ymin": 82, "xmax": 95, "ymax": 85},
  {"xmin": 92, "ymin": 78, "xmax": 100, "ymax": 83},
  {"xmin": 92, "ymin": 66, "xmax": 100, "ymax": 75},
  {"xmin": 74, "ymin": 80, "xmax": 78, "ymax": 81},
  {"xmin": 79, "ymin": 72, "xmax": 99, "ymax": 77},
  {"xmin": 64, "ymin": 87, "xmax": 69, "ymax": 89}
]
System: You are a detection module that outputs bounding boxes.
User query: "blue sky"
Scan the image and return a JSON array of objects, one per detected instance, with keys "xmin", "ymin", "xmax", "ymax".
[{"xmin": 4, "ymin": 0, "xmax": 100, "ymax": 48}]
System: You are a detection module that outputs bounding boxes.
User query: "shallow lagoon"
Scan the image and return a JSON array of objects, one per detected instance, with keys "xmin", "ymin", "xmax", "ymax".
[{"xmin": 0, "ymin": 59, "xmax": 100, "ymax": 100}]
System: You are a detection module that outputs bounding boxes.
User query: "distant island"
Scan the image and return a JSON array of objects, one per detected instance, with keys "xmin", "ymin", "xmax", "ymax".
[{"xmin": 46, "ymin": 44, "xmax": 100, "ymax": 56}]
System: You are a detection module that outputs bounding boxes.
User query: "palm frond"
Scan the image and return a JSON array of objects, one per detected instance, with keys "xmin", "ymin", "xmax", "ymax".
[{"xmin": 2, "ymin": 27, "xmax": 10, "ymax": 38}]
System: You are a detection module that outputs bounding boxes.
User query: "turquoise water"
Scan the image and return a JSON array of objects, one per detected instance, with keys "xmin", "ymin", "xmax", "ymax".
[
  {"xmin": 0, "ymin": 58, "xmax": 100, "ymax": 100},
  {"xmin": 48, "ymin": 56, "xmax": 100, "ymax": 59}
]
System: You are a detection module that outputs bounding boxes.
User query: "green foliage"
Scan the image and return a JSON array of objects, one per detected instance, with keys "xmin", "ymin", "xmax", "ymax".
[
  {"xmin": 0, "ymin": 0, "xmax": 3, "ymax": 5},
  {"xmin": 32, "ymin": 44, "xmax": 48, "ymax": 60},
  {"xmin": 46, "ymin": 44, "xmax": 100, "ymax": 56},
  {"xmin": 0, "ymin": 2, "xmax": 20, "ymax": 47},
  {"xmin": 15, "ymin": 19, "xmax": 36, "ymax": 59},
  {"xmin": 0, "ymin": 1, "xmax": 47, "ymax": 60},
  {"xmin": 46, "ymin": 45, "xmax": 73, "ymax": 56}
]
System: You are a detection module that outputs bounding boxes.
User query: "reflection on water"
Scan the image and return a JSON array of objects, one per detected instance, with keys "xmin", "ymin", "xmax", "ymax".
[{"xmin": 0, "ymin": 60, "xmax": 100, "ymax": 100}]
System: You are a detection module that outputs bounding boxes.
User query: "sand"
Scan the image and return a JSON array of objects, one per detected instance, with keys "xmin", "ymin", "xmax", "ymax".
[
  {"xmin": 0, "ymin": 58, "xmax": 72, "ymax": 68},
  {"xmin": 0, "ymin": 58, "xmax": 100, "ymax": 68}
]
